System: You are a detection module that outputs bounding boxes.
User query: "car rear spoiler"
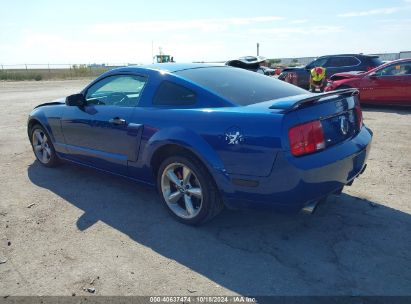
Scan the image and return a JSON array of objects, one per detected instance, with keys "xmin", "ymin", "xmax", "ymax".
[{"xmin": 269, "ymin": 88, "xmax": 359, "ymax": 113}]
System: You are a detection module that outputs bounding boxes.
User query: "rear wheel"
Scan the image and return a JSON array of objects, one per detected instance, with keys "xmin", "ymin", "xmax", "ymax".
[
  {"xmin": 30, "ymin": 124, "xmax": 60, "ymax": 167},
  {"xmin": 157, "ymin": 154, "xmax": 223, "ymax": 225}
]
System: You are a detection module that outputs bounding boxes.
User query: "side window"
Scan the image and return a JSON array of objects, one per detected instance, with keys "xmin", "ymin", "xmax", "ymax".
[
  {"xmin": 153, "ymin": 81, "xmax": 197, "ymax": 106},
  {"xmin": 404, "ymin": 63, "xmax": 411, "ymax": 75},
  {"xmin": 325, "ymin": 57, "xmax": 344, "ymax": 67},
  {"xmin": 325, "ymin": 57, "xmax": 360, "ymax": 67},
  {"xmin": 85, "ymin": 75, "xmax": 147, "ymax": 107},
  {"xmin": 342, "ymin": 57, "xmax": 360, "ymax": 66},
  {"xmin": 377, "ymin": 63, "xmax": 411, "ymax": 76}
]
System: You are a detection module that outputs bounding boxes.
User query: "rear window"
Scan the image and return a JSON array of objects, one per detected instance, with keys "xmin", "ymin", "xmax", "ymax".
[
  {"xmin": 175, "ymin": 67, "xmax": 306, "ymax": 106},
  {"xmin": 153, "ymin": 81, "xmax": 197, "ymax": 106}
]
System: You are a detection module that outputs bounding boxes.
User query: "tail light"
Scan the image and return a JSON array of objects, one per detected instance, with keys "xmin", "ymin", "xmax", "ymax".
[
  {"xmin": 289, "ymin": 120, "xmax": 325, "ymax": 156},
  {"xmin": 354, "ymin": 103, "xmax": 363, "ymax": 129}
]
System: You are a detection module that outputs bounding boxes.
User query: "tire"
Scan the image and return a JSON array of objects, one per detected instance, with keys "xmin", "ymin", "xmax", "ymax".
[
  {"xmin": 30, "ymin": 124, "xmax": 60, "ymax": 167},
  {"xmin": 156, "ymin": 153, "xmax": 223, "ymax": 225}
]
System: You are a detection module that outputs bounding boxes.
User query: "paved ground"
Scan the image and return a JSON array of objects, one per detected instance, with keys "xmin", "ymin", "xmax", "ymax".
[{"xmin": 0, "ymin": 80, "xmax": 410, "ymax": 296}]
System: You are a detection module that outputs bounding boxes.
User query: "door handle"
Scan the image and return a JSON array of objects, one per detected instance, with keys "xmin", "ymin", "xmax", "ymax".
[{"xmin": 109, "ymin": 117, "xmax": 127, "ymax": 125}]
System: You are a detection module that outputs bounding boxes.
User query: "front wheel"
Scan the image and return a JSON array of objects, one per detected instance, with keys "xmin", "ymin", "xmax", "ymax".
[
  {"xmin": 30, "ymin": 124, "xmax": 60, "ymax": 167},
  {"xmin": 157, "ymin": 154, "xmax": 223, "ymax": 225}
]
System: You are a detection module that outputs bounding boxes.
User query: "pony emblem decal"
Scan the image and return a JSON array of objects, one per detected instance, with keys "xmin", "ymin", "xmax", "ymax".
[{"xmin": 225, "ymin": 127, "xmax": 245, "ymax": 145}]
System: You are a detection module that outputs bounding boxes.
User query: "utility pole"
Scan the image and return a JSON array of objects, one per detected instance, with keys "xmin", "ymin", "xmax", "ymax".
[
  {"xmin": 257, "ymin": 43, "xmax": 260, "ymax": 56},
  {"xmin": 151, "ymin": 41, "xmax": 154, "ymax": 64}
]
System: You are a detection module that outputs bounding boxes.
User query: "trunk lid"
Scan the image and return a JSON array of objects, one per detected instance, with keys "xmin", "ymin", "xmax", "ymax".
[{"xmin": 272, "ymin": 89, "xmax": 362, "ymax": 152}]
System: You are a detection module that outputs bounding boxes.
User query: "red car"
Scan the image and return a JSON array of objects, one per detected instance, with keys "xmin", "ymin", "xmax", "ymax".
[{"xmin": 325, "ymin": 58, "xmax": 411, "ymax": 105}]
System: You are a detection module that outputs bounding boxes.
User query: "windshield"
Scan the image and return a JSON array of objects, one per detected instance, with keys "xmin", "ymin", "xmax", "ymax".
[
  {"xmin": 306, "ymin": 57, "xmax": 328, "ymax": 69},
  {"xmin": 175, "ymin": 67, "xmax": 306, "ymax": 106}
]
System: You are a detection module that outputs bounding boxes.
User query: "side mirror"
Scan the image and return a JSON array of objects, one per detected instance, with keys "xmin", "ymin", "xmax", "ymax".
[{"xmin": 66, "ymin": 94, "xmax": 86, "ymax": 107}]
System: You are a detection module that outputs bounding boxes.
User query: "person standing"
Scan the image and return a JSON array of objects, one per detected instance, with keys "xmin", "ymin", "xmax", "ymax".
[{"xmin": 310, "ymin": 67, "xmax": 327, "ymax": 92}]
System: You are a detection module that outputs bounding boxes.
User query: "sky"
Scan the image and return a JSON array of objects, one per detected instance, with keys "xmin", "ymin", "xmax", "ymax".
[{"xmin": 1, "ymin": 0, "xmax": 411, "ymax": 65}]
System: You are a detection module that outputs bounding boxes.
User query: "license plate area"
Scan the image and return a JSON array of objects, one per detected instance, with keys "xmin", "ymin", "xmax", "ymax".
[
  {"xmin": 321, "ymin": 110, "xmax": 358, "ymax": 148},
  {"xmin": 347, "ymin": 148, "xmax": 367, "ymax": 180}
]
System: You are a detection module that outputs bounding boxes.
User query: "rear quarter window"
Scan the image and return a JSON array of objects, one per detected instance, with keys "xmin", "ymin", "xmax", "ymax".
[{"xmin": 153, "ymin": 81, "xmax": 197, "ymax": 106}]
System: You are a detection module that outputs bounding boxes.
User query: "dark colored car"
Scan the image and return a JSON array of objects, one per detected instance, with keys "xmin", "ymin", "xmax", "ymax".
[
  {"xmin": 325, "ymin": 58, "xmax": 411, "ymax": 106},
  {"xmin": 278, "ymin": 54, "xmax": 383, "ymax": 90},
  {"xmin": 28, "ymin": 64, "xmax": 372, "ymax": 225}
]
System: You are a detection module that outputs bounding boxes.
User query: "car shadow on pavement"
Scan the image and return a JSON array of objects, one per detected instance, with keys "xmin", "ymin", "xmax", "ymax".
[{"xmin": 27, "ymin": 161, "xmax": 411, "ymax": 296}]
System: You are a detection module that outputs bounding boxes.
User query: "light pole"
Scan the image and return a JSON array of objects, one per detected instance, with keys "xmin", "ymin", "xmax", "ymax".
[
  {"xmin": 257, "ymin": 43, "xmax": 260, "ymax": 56},
  {"xmin": 152, "ymin": 41, "xmax": 154, "ymax": 64}
]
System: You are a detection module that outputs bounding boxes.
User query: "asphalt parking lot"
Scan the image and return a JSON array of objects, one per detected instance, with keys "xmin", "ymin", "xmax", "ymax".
[{"xmin": 0, "ymin": 79, "xmax": 410, "ymax": 296}]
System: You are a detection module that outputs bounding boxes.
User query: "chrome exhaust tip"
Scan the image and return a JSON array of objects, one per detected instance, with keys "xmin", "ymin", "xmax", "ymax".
[{"xmin": 301, "ymin": 200, "xmax": 319, "ymax": 215}]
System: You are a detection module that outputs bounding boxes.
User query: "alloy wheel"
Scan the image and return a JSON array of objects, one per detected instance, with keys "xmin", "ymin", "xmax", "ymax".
[
  {"xmin": 160, "ymin": 162, "xmax": 203, "ymax": 219},
  {"xmin": 32, "ymin": 129, "xmax": 52, "ymax": 164}
]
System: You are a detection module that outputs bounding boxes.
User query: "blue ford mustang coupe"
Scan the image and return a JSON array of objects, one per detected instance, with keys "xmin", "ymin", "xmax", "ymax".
[{"xmin": 28, "ymin": 64, "xmax": 372, "ymax": 225}]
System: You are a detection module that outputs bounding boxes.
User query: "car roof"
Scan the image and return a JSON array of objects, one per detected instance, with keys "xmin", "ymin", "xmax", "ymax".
[
  {"xmin": 319, "ymin": 54, "xmax": 379, "ymax": 58},
  {"xmin": 387, "ymin": 58, "xmax": 411, "ymax": 63},
  {"xmin": 113, "ymin": 63, "xmax": 226, "ymax": 74}
]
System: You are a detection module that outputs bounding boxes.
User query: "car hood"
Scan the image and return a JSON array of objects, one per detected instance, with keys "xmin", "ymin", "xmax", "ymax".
[
  {"xmin": 34, "ymin": 97, "xmax": 66, "ymax": 109},
  {"xmin": 329, "ymin": 71, "xmax": 366, "ymax": 81},
  {"xmin": 281, "ymin": 66, "xmax": 306, "ymax": 72}
]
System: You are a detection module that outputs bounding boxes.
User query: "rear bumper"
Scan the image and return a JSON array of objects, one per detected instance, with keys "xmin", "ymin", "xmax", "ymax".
[{"xmin": 220, "ymin": 126, "xmax": 372, "ymax": 212}]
